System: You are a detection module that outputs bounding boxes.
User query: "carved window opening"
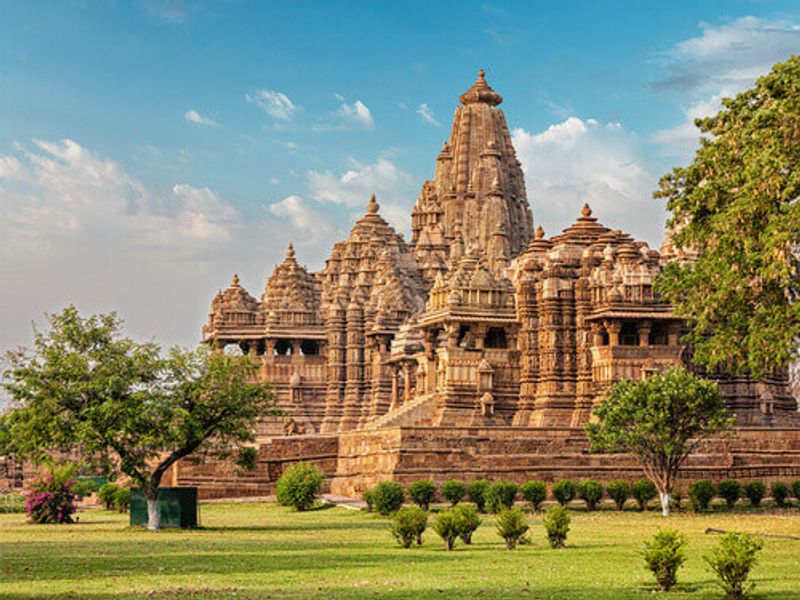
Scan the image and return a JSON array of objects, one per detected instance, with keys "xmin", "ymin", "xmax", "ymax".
[
  {"xmin": 256, "ymin": 340, "xmax": 266, "ymax": 356},
  {"xmin": 300, "ymin": 340, "xmax": 319, "ymax": 356},
  {"xmin": 648, "ymin": 322, "xmax": 669, "ymax": 346},
  {"xmin": 485, "ymin": 327, "xmax": 508, "ymax": 349},
  {"xmin": 620, "ymin": 323, "xmax": 639, "ymax": 346},
  {"xmin": 274, "ymin": 339, "xmax": 292, "ymax": 355},
  {"xmin": 600, "ymin": 330, "xmax": 609, "ymax": 346}
]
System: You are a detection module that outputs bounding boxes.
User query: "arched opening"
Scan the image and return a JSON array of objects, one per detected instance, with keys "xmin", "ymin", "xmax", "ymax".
[
  {"xmin": 300, "ymin": 340, "xmax": 319, "ymax": 356},
  {"xmin": 648, "ymin": 322, "xmax": 669, "ymax": 346},
  {"xmin": 223, "ymin": 344, "xmax": 245, "ymax": 356},
  {"xmin": 274, "ymin": 339, "xmax": 292, "ymax": 355},
  {"xmin": 484, "ymin": 327, "xmax": 508, "ymax": 349},
  {"xmin": 620, "ymin": 322, "xmax": 639, "ymax": 346},
  {"xmin": 255, "ymin": 340, "xmax": 266, "ymax": 356}
]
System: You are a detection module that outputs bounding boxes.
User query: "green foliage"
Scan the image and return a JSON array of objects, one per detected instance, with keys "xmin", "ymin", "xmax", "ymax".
[
  {"xmin": 704, "ymin": 532, "xmax": 763, "ymax": 599},
  {"xmin": 371, "ymin": 481, "xmax": 405, "ymax": 516},
  {"xmin": 606, "ymin": 480, "xmax": 631, "ymax": 510},
  {"xmin": 452, "ymin": 503, "xmax": 481, "ymax": 544},
  {"xmin": 466, "ymin": 479, "xmax": 489, "ymax": 512},
  {"xmin": 642, "ymin": 529, "xmax": 687, "ymax": 592},
  {"xmin": 390, "ymin": 506, "xmax": 428, "ymax": 548},
  {"xmin": 362, "ymin": 489, "xmax": 374, "ymax": 512},
  {"xmin": 98, "ymin": 483, "xmax": 119, "ymax": 510},
  {"xmin": 689, "ymin": 480, "xmax": 716, "ymax": 512},
  {"xmin": 111, "ymin": 487, "xmax": 130, "ymax": 513},
  {"xmin": 234, "ymin": 447, "xmax": 258, "ymax": 474},
  {"xmin": 495, "ymin": 507, "xmax": 529, "ymax": 550},
  {"xmin": 551, "ymin": 479, "xmax": 576, "ymax": 507},
  {"xmin": 276, "ymin": 462, "xmax": 323, "ymax": 511},
  {"xmin": 792, "ymin": 480, "xmax": 800, "ymax": 502},
  {"xmin": 408, "ymin": 480, "xmax": 437, "ymax": 511},
  {"xmin": 72, "ymin": 479, "xmax": 97, "ymax": 499},
  {"xmin": 0, "ymin": 493, "xmax": 26, "ymax": 513},
  {"xmin": 632, "ymin": 479, "xmax": 657, "ymax": 511},
  {"xmin": 654, "ymin": 56, "xmax": 800, "ymax": 378},
  {"xmin": 718, "ymin": 480, "xmax": 742, "ymax": 509},
  {"xmin": 431, "ymin": 509, "xmax": 460, "ymax": 550},
  {"xmin": 485, "ymin": 480, "xmax": 518, "ymax": 513},
  {"xmin": 770, "ymin": 481, "xmax": 789, "ymax": 507},
  {"xmin": 520, "ymin": 480, "xmax": 547, "ymax": 511},
  {"xmin": 587, "ymin": 366, "xmax": 733, "ymax": 516},
  {"xmin": 440, "ymin": 480, "xmax": 466, "ymax": 506},
  {"xmin": 577, "ymin": 480, "xmax": 604, "ymax": 511},
  {"xmin": 25, "ymin": 464, "xmax": 77, "ymax": 524},
  {"xmin": 744, "ymin": 481, "xmax": 765, "ymax": 507},
  {"xmin": 542, "ymin": 504, "xmax": 571, "ymax": 548}
]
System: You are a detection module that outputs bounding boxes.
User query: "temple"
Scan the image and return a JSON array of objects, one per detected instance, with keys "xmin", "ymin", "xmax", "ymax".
[{"xmin": 182, "ymin": 70, "xmax": 800, "ymax": 498}]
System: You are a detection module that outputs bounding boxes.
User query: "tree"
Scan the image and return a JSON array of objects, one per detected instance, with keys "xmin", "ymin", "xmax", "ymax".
[
  {"xmin": 655, "ymin": 55, "xmax": 800, "ymax": 378},
  {"xmin": 2, "ymin": 307, "xmax": 278, "ymax": 530},
  {"xmin": 586, "ymin": 366, "xmax": 734, "ymax": 517}
]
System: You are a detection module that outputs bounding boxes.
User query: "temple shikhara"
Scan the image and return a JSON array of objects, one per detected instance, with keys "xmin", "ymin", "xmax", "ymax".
[{"xmin": 178, "ymin": 71, "xmax": 800, "ymax": 498}]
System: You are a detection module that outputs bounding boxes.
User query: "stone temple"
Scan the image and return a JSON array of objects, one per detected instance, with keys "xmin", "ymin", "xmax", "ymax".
[{"xmin": 171, "ymin": 71, "xmax": 800, "ymax": 498}]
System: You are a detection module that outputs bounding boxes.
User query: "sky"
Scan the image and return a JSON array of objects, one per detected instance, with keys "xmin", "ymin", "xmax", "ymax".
[{"xmin": 1, "ymin": 0, "xmax": 799, "ymax": 355}]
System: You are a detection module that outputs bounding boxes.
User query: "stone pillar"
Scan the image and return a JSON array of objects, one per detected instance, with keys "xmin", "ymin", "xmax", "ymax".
[
  {"xmin": 605, "ymin": 320, "xmax": 622, "ymax": 346},
  {"xmin": 390, "ymin": 366, "xmax": 400, "ymax": 411},
  {"xmin": 638, "ymin": 320, "xmax": 652, "ymax": 347},
  {"xmin": 403, "ymin": 362, "xmax": 412, "ymax": 404}
]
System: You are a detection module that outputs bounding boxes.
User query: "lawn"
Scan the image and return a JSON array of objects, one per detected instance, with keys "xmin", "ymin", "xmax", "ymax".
[{"xmin": 1, "ymin": 501, "xmax": 799, "ymax": 599}]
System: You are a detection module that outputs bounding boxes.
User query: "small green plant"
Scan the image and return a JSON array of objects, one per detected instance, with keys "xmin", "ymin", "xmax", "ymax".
[
  {"xmin": 551, "ymin": 479, "xmax": 576, "ymax": 507},
  {"xmin": 770, "ymin": 481, "xmax": 789, "ymax": 508},
  {"xmin": 440, "ymin": 480, "xmax": 466, "ymax": 506},
  {"xmin": 112, "ymin": 486, "xmax": 130, "ymax": 513},
  {"xmin": 390, "ymin": 506, "xmax": 428, "ymax": 548},
  {"xmin": 520, "ymin": 480, "xmax": 546, "ymax": 511},
  {"xmin": 791, "ymin": 479, "xmax": 800, "ymax": 504},
  {"xmin": 495, "ymin": 507, "xmax": 529, "ymax": 550},
  {"xmin": 485, "ymin": 480, "xmax": 518, "ymax": 513},
  {"xmin": 718, "ymin": 479, "xmax": 742, "ymax": 510},
  {"xmin": 432, "ymin": 509, "xmax": 460, "ymax": 550},
  {"xmin": 689, "ymin": 480, "xmax": 716, "ymax": 512},
  {"xmin": 606, "ymin": 480, "xmax": 630, "ymax": 510},
  {"xmin": 642, "ymin": 529, "xmax": 687, "ymax": 592},
  {"xmin": 704, "ymin": 532, "xmax": 763, "ymax": 599},
  {"xmin": 632, "ymin": 478, "xmax": 657, "ymax": 511},
  {"xmin": 362, "ymin": 489, "xmax": 374, "ymax": 512},
  {"xmin": 0, "ymin": 493, "xmax": 26, "ymax": 514},
  {"xmin": 371, "ymin": 481, "xmax": 405, "ymax": 516},
  {"xmin": 542, "ymin": 504, "xmax": 571, "ymax": 548},
  {"xmin": 577, "ymin": 480, "xmax": 604, "ymax": 511},
  {"xmin": 467, "ymin": 479, "xmax": 489, "ymax": 512},
  {"xmin": 275, "ymin": 462, "xmax": 324, "ymax": 511},
  {"xmin": 98, "ymin": 483, "xmax": 119, "ymax": 510},
  {"xmin": 744, "ymin": 481, "xmax": 765, "ymax": 508},
  {"xmin": 408, "ymin": 480, "xmax": 437, "ymax": 511},
  {"xmin": 452, "ymin": 503, "xmax": 481, "ymax": 544}
]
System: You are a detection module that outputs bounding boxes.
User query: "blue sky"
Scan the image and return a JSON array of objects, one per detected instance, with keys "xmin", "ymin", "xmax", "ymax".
[{"xmin": 1, "ymin": 0, "xmax": 799, "ymax": 353}]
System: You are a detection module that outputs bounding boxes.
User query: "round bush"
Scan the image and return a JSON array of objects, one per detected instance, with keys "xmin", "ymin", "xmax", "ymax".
[
  {"xmin": 390, "ymin": 506, "xmax": 428, "ymax": 548},
  {"xmin": 408, "ymin": 480, "xmax": 437, "ymax": 510},
  {"xmin": 275, "ymin": 462, "xmax": 324, "ymax": 511},
  {"xmin": 704, "ymin": 532, "xmax": 763, "ymax": 599},
  {"xmin": 112, "ymin": 487, "xmax": 130, "ymax": 513},
  {"xmin": 632, "ymin": 479, "xmax": 657, "ymax": 511},
  {"xmin": 467, "ymin": 479, "xmax": 489, "ymax": 512},
  {"xmin": 432, "ymin": 509, "xmax": 460, "ymax": 550},
  {"xmin": 771, "ymin": 481, "xmax": 789, "ymax": 508},
  {"xmin": 551, "ymin": 479, "xmax": 576, "ymax": 507},
  {"xmin": 72, "ymin": 479, "xmax": 97, "ymax": 499},
  {"xmin": 607, "ymin": 480, "xmax": 630, "ymax": 510},
  {"xmin": 744, "ymin": 481, "xmax": 766, "ymax": 507},
  {"xmin": 362, "ymin": 489, "xmax": 374, "ymax": 512},
  {"xmin": 495, "ymin": 507, "xmax": 529, "ymax": 550},
  {"xmin": 441, "ymin": 480, "xmax": 466, "ymax": 506},
  {"xmin": 371, "ymin": 481, "xmax": 405, "ymax": 516},
  {"xmin": 717, "ymin": 479, "xmax": 741, "ymax": 509},
  {"xmin": 520, "ymin": 480, "xmax": 546, "ymax": 511},
  {"xmin": 485, "ymin": 480, "xmax": 518, "ymax": 513},
  {"xmin": 98, "ymin": 483, "xmax": 119, "ymax": 510},
  {"xmin": 689, "ymin": 480, "xmax": 716, "ymax": 512},
  {"xmin": 577, "ymin": 480, "xmax": 604, "ymax": 511},
  {"xmin": 452, "ymin": 503, "xmax": 481, "ymax": 544},
  {"xmin": 643, "ymin": 529, "xmax": 687, "ymax": 592},
  {"xmin": 791, "ymin": 480, "xmax": 800, "ymax": 503},
  {"xmin": 542, "ymin": 504, "xmax": 571, "ymax": 548},
  {"xmin": 25, "ymin": 466, "xmax": 77, "ymax": 525}
]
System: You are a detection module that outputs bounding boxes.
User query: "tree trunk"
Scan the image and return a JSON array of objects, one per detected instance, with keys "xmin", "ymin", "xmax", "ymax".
[
  {"xmin": 659, "ymin": 492, "xmax": 671, "ymax": 517},
  {"xmin": 146, "ymin": 494, "xmax": 161, "ymax": 531}
]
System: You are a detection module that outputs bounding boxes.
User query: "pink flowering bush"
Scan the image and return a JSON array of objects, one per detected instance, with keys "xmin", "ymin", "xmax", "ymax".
[{"xmin": 25, "ymin": 465, "xmax": 78, "ymax": 524}]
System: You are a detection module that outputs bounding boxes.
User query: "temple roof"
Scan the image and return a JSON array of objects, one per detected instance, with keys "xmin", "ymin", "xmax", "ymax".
[
  {"xmin": 262, "ymin": 243, "xmax": 321, "ymax": 327},
  {"xmin": 459, "ymin": 69, "xmax": 503, "ymax": 106}
]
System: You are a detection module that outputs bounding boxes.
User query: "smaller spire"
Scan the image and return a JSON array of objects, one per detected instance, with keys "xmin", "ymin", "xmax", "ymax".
[
  {"xmin": 367, "ymin": 194, "xmax": 380, "ymax": 214},
  {"xmin": 535, "ymin": 225, "xmax": 545, "ymax": 239}
]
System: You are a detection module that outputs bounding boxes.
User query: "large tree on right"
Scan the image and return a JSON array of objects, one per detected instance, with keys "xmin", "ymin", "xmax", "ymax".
[{"xmin": 655, "ymin": 55, "xmax": 800, "ymax": 379}]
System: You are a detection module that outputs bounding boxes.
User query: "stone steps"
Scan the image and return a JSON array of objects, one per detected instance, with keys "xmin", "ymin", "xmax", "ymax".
[{"xmin": 365, "ymin": 394, "xmax": 440, "ymax": 430}]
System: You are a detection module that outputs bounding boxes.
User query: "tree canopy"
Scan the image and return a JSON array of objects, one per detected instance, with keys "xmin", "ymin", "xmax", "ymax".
[{"xmin": 655, "ymin": 55, "xmax": 800, "ymax": 378}]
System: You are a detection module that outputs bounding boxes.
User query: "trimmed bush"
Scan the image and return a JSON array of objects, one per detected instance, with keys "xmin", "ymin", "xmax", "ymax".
[
  {"xmin": 98, "ymin": 483, "xmax": 119, "ymax": 510},
  {"xmin": 276, "ymin": 462, "xmax": 324, "ymax": 511},
  {"xmin": 542, "ymin": 504, "xmax": 571, "ymax": 548},
  {"xmin": 432, "ymin": 509, "xmax": 459, "ymax": 550},
  {"xmin": 792, "ymin": 479, "xmax": 800, "ymax": 504},
  {"xmin": 551, "ymin": 479, "xmax": 576, "ymax": 507},
  {"xmin": 112, "ymin": 487, "xmax": 130, "ymax": 513},
  {"xmin": 577, "ymin": 480, "xmax": 604, "ymax": 511},
  {"xmin": 0, "ymin": 493, "xmax": 26, "ymax": 514},
  {"xmin": 467, "ymin": 479, "xmax": 489, "ymax": 512},
  {"xmin": 704, "ymin": 532, "xmax": 763, "ymax": 599},
  {"xmin": 485, "ymin": 481, "xmax": 518, "ymax": 513},
  {"xmin": 496, "ymin": 507, "xmax": 529, "ymax": 550},
  {"xmin": 371, "ymin": 481, "xmax": 405, "ymax": 516},
  {"xmin": 632, "ymin": 479, "xmax": 657, "ymax": 511},
  {"xmin": 718, "ymin": 479, "xmax": 742, "ymax": 510},
  {"xmin": 770, "ymin": 481, "xmax": 789, "ymax": 508},
  {"xmin": 606, "ymin": 480, "xmax": 630, "ymax": 511},
  {"xmin": 744, "ymin": 481, "xmax": 765, "ymax": 508},
  {"xmin": 24, "ymin": 465, "xmax": 77, "ymax": 524},
  {"xmin": 642, "ymin": 529, "xmax": 687, "ymax": 592},
  {"xmin": 362, "ymin": 489, "xmax": 374, "ymax": 512},
  {"xmin": 409, "ymin": 480, "xmax": 437, "ymax": 511},
  {"xmin": 441, "ymin": 480, "xmax": 466, "ymax": 506},
  {"xmin": 452, "ymin": 503, "xmax": 481, "ymax": 544},
  {"xmin": 390, "ymin": 506, "xmax": 428, "ymax": 548},
  {"xmin": 520, "ymin": 480, "xmax": 547, "ymax": 512},
  {"xmin": 689, "ymin": 479, "xmax": 716, "ymax": 512}
]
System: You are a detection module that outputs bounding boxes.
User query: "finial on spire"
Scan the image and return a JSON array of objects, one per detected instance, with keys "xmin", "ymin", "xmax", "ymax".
[
  {"xmin": 478, "ymin": 68, "xmax": 486, "ymax": 79},
  {"xmin": 535, "ymin": 225, "xmax": 545, "ymax": 239},
  {"xmin": 367, "ymin": 194, "xmax": 380, "ymax": 214},
  {"xmin": 459, "ymin": 68, "xmax": 503, "ymax": 106},
  {"xmin": 581, "ymin": 203, "xmax": 592, "ymax": 218},
  {"xmin": 231, "ymin": 274, "xmax": 240, "ymax": 286},
  {"xmin": 286, "ymin": 243, "xmax": 295, "ymax": 259}
]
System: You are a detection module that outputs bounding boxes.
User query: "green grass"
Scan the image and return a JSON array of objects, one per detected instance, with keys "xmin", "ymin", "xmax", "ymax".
[{"xmin": 1, "ymin": 502, "xmax": 799, "ymax": 599}]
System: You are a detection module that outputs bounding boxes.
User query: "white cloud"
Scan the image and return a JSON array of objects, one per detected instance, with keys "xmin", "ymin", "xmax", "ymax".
[
  {"xmin": 184, "ymin": 110, "xmax": 218, "ymax": 127},
  {"xmin": 270, "ymin": 177, "xmax": 281, "ymax": 186},
  {"xmin": 245, "ymin": 89, "xmax": 299, "ymax": 121},
  {"xmin": 334, "ymin": 97, "xmax": 374, "ymax": 129},
  {"xmin": 416, "ymin": 103, "xmax": 440, "ymax": 126}
]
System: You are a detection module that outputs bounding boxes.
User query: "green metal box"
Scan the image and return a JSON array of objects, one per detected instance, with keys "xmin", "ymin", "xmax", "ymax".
[{"xmin": 130, "ymin": 487, "xmax": 199, "ymax": 528}]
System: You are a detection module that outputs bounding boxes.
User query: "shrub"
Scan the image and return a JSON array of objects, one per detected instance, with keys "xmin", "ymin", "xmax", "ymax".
[
  {"xmin": 632, "ymin": 479, "xmax": 657, "ymax": 511},
  {"xmin": 606, "ymin": 480, "xmax": 630, "ymax": 510},
  {"xmin": 441, "ymin": 480, "xmax": 466, "ymax": 506},
  {"xmin": 689, "ymin": 480, "xmax": 716, "ymax": 512},
  {"xmin": 408, "ymin": 480, "xmax": 437, "ymax": 510},
  {"xmin": 371, "ymin": 481, "xmax": 405, "ymax": 516},
  {"xmin": 0, "ymin": 493, "xmax": 26, "ymax": 514},
  {"xmin": 362, "ymin": 489, "xmax": 374, "ymax": 512},
  {"xmin": 485, "ymin": 481, "xmax": 518, "ymax": 513},
  {"xmin": 452, "ymin": 503, "xmax": 481, "ymax": 544},
  {"xmin": 72, "ymin": 479, "xmax": 97, "ymax": 499},
  {"xmin": 743, "ymin": 481, "xmax": 765, "ymax": 508},
  {"xmin": 542, "ymin": 504, "xmax": 570, "ymax": 548},
  {"xmin": 642, "ymin": 529, "xmax": 687, "ymax": 592},
  {"xmin": 467, "ymin": 479, "xmax": 489, "ymax": 512},
  {"xmin": 98, "ymin": 483, "xmax": 119, "ymax": 510},
  {"xmin": 551, "ymin": 479, "xmax": 576, "ymax": 507},
  {"xmin": 718, "ymin": 479, "xmax": 742, "ymax": 510},
  {"xmin": 275, "ymin": 462, "xmax": 324, "ymax": 511},
  {"xmin": 24, "ymin": 465, "xmax": 77, "ymax": 524},
  {"xmin": 792, "ymin": 479, "xmax": 800, "ymax": 503},
  {"xmin": 112, "ymin": 487, "xmax": 130, "ymax": 513},
  {"xmin": 432, "ymin": 509, "xmax": 460, "ymax": 550},
  {"xmin": 671, "ymin": 486, "xmax": 684, "ymax": 512},
  {"xmin": 704, "ymin": 532, "xmax": 763, "ymax": 599},
  {"xmin": 520, "ymin": 480, "xmax": 547, "ymax": 511},
  {"xmin": 577, "ymin": 480, "xmax": 604, "ymax": 511},
  {"xmin": 770, "ymin": 481, "xmax": 789, "ymax": 508},
  {"xmin": 390, "ymin": 506, "xmax": 428, "ymax": 548},
  {"xmin": 496, "ymin": 507, "xmax": 529, "ymax": 550}
]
